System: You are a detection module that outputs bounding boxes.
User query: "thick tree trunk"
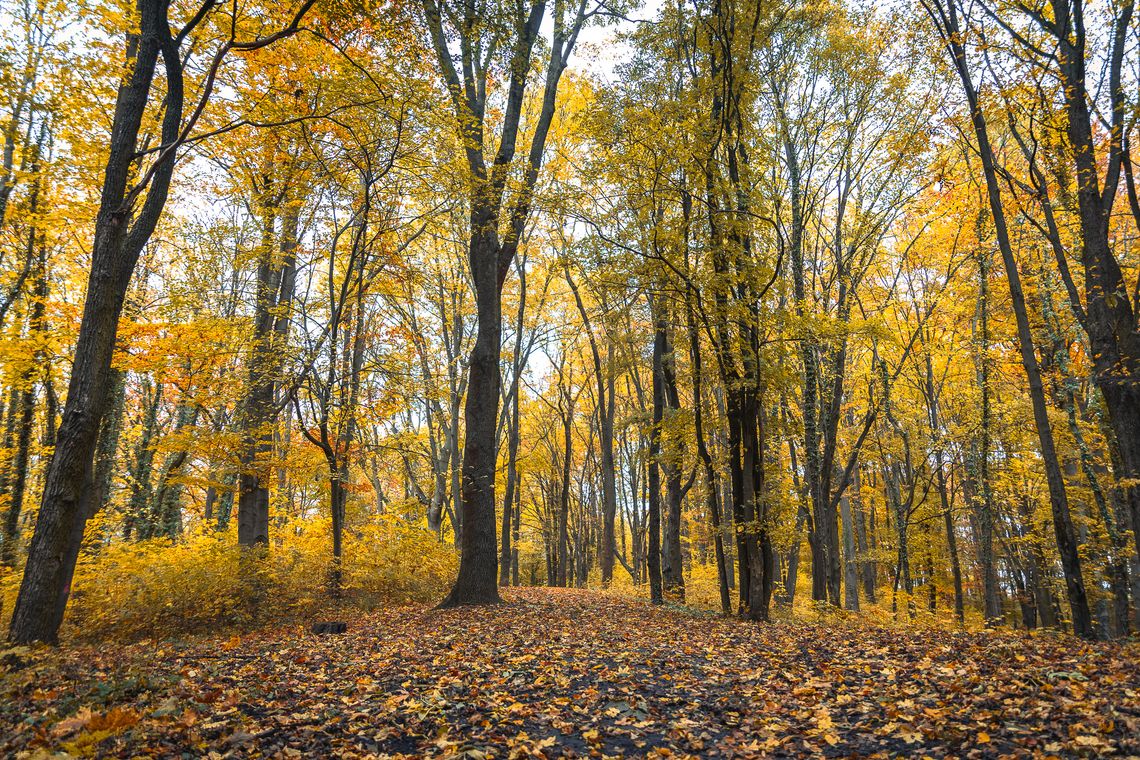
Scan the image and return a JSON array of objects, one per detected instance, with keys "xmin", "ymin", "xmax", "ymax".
[
  {"xmin": 237, "ymin": 204, "xmax": 298, "ymax": 548},
  {"xmin": 7, "ymin": 0, "xmax": 183, "ymax": 645},
  {"xmin": 1040, "ymin": 264, "xmax": 1132, "ymax": 636},
  {"xmin": 439, "ymin": 229, "xmax": 503, "ymax": 607},
  {"xmin": 740, "ymin": 385, "xmax": 774, "ymax": 621},
  {"xmin": 427, "ymin": 0, "xmax": 582, "ymax": 606},
  {"xmin": 1050, "ymin": 6, "xmax": 1140, "ymax": 572}
]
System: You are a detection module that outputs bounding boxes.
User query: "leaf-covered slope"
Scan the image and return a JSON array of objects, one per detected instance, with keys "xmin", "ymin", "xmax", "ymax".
[{"xmin": 2, "ymin": 588, "xmax": 1137, "ymax": 757}]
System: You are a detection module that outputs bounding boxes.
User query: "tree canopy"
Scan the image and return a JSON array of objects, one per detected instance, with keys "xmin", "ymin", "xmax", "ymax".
[{"xmin": 0, "ymin": 0, "xmax": 1139, "ymax": 752}]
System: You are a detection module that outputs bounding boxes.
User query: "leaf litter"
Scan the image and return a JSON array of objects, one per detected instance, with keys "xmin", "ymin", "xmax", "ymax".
[{"xmin": 1, "ymin": 588, "xmax": 1137, "ymax": 758}]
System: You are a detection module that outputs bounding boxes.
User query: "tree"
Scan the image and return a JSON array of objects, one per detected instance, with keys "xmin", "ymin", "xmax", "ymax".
[
  {"xmin": 420, "ymin": 0, "xmax": 600, "ymax": 607},
  {"xmin": 921, "ymin": 0, "xmax": 1095, "ymax": 638},
  {"xmin": 7, "ymin": 0, "xmax": 315, "ymax": 645}
]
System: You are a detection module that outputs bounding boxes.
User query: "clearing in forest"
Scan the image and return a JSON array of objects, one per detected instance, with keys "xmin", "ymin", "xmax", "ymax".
[{"xmin": 1, "ymin": 588, "xmax": 1137, "ymax": 758}]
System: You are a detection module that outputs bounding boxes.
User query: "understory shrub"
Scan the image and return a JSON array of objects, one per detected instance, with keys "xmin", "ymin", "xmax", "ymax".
[{"xmin": 0, "ymin": 516, "xmax": 457, "ymax": 642}]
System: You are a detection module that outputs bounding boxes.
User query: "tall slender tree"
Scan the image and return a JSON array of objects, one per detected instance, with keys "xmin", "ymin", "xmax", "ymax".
[{"xmin": 420, "ymin": 0, "xmax": 598, "ymax": 606}]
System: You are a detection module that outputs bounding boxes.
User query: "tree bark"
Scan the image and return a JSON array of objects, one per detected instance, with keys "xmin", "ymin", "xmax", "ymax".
[
  {"xmin": 439, "ymin": 228, "xmax": 504, "ymax": 606},
  {"xmin": 7, "ymin": 0, "xmax": 184, "ymax": 643},
  {"xmin": 126, "ymin": 378, "xmax": 162, "ymax": 540},
  {"xmin": 689, "ymin": 298, "xmax": 731, "ymax": 614},
  {"xmin": 566, "ymin": 268, "xmax": 618, "ymax": 585},
  {"xmin": 1043, "ymin": 0, "xmax": 1140, "ymax": 571},
  {"xmin": 841, "ymin": 490, "xmax": 859, "ymax": 611},
  {"xmin": 423, "ymin": 0, "xmax": 586, "ymax": 608},
  {"xmin": 647, "ymin": 305, "xmax": 666, "ymax": 604},
  {"xmin": 923, "ymin": 0, "xmax": 1094, "ymax": 637},
  {"xmin": 237, "ymin": 203, "xmax": 298, "ymax": 547},
  {"xmin": 659, "ymin": 312, "xmax": 685, "ymax": 602},
  {"xmin": 556, "ymin": 370, "xmax": 574, "ymax": 588},
  {"xmin": 2, "ymin": 179, "xmax": 46, "ymax": 566},
  {"xmin": 924, "ymin": 349, "xmax": 964, "ymax": 624},
  {"xmin": 500, "ymin": 260, "xmax": 528, "ymax": 586}
]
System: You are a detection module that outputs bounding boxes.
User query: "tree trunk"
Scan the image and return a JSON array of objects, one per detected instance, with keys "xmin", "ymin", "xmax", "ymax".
[
  {"xmin": 8, "ymin": 0, "xmax": 184, "ymax": 644},
  {"xmin": 841, "ymin": 490, "xmax": 859, "ymax": 611},
  {"xmin": 565, "ymin": 268, "xmax": 618, "ymax": 585},
  {"xmin": 329, "ymin": 456, "xmax": 345, "ymax": 595},
  {"xmin": 689, "ymin": 300, "xmax": 731, "ymax": 614},
  {"xmin": 647, "ymin": 307, "xmax": 666, "ymax": 605},
  {"xmin": 500, "ymin": 387, "xmax": 519, "ymax": 587},
  {"xmin": 1040, "ymin": 262, "xmax": 1132, "ymax": 636},
  {"xmin": 925, "ymin": 350, "xmax": 964, "ymax": 624},
  {"xmin": 2, "ymin": 202, "xmax": 46, "ymax": 566},
  {"xmin": 971, "ymin": 244, "xmax": 1003, "ymax": 625},
  {"xmin": 1050, "ymin": 2, "xmax": 1140, "ymax": 574},
  {"xmin": 740, "ymin": 382, "xmax": 774, "ymax": 621},
  {"xmin": 127, "ymin": 379, "xmax": 163, "ymax": 540},
  {"xmin": 237, "ymin": 203, "xmax": 298, "ymax": 548},
  {"xmin": 659, "ymin": 314, "xmax": 685, "ymax": 603},
  {"xmin": 511, "ymin": 476, "xmax": 521, "ymax": 586},
  {"xmin": 149, "ymin": 398, "xmax": 198, "ymax": 539},
  {"xmin": 926, "ymin": 0, "xmax": 1093, "ymax": 639},
  {"xmin": 439, "ymin": 228, "xmax": 503, "ymax": 607},
  {"xmin": 556, "ymin": 380, "xmax": 573, "ymax": 588},
  {"xmin": 856, "ymin": 474, "xmax": 876, "ymax": 603},
  {"xmin": 500, "ymin": 262, "xmax": 527, "ymax": 586},
  {"xmin": 782, "ymin": 433, "xmax": 808, "ymax": 606}
]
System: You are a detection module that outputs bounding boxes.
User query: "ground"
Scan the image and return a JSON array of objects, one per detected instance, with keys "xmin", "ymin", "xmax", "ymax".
[{"xmin": 1, "ymin": 588, "xmax": 1137, "ymax": 758}]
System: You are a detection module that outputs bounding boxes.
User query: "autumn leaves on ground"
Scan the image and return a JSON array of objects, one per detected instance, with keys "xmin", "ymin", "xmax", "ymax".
[{"xmin": 1, "ymin": 588, "xmax": 1136, "ymax": 759}]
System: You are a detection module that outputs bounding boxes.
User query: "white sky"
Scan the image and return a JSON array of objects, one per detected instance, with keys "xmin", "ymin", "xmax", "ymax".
[{"xmin": 558, "ymin": 0, "xmax": 665, "ymax": 81}]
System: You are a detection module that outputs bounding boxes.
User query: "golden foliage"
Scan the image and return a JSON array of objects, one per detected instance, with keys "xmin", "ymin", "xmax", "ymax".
[{"xmin": 1, "ymin": 517, "xmax": 456, "ymax": 642}]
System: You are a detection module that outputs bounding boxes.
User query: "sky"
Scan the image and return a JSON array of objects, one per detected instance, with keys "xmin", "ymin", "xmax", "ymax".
[{"xmin": 559, "ymin": 0, "xmax": 665, "ymax": 81}]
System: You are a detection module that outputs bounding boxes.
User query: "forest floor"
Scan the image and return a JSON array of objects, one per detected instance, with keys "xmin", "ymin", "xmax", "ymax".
[{"xmin": 1, "ymin": 587, "xmax": 1138, "ymax": 758}]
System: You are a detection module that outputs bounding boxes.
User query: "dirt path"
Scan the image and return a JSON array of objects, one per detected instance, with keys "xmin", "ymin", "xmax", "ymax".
[{"xmin": 2, "ymin": 587, "xmax": 1137, "ymax": 757}]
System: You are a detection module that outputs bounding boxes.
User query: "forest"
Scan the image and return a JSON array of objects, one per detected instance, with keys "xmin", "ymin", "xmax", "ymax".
[{"xmin": 0, "ymin": 0, "xmax": 1138, "ymax": 755}]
